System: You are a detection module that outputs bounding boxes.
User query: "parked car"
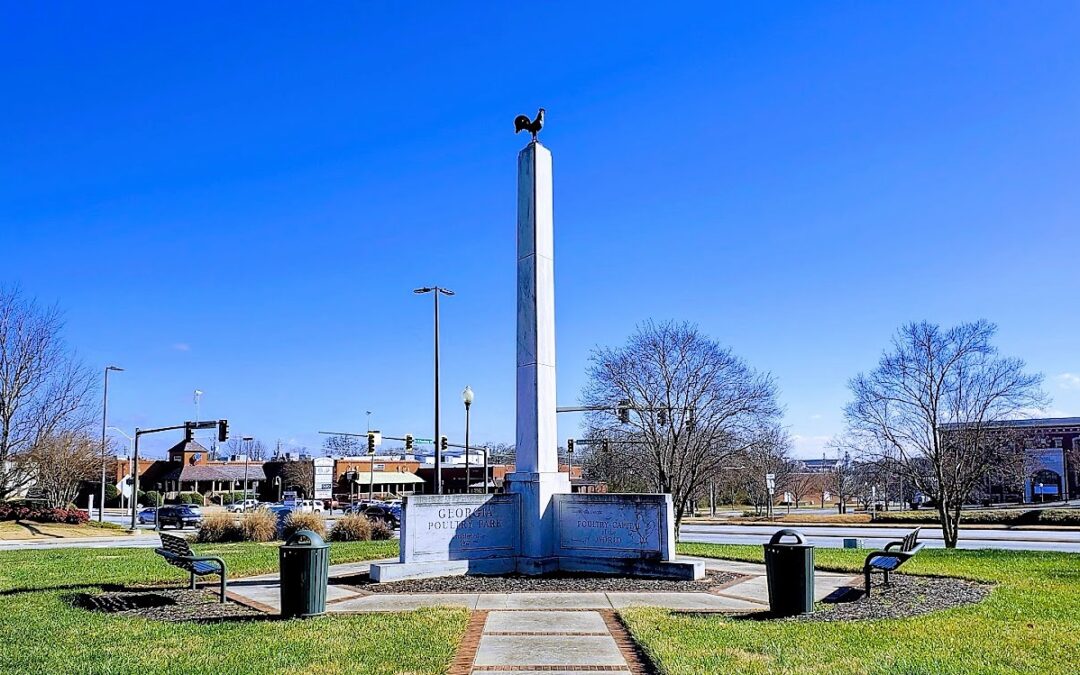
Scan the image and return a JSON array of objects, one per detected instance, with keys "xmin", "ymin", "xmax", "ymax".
[
  {"xmin": 294, "ymin": 499, "xmax": 325, "ymax": 514},
  {"xmin": 358, "ymin": 504, "xmax": 400, "ymax": 528},
  {"xmin": 226, "ymin": 499, "xmax": 261, "ymax": 513},
  {"xmin": 136, "ymin": 507, "xmax": 157, "ymax": 525},
  {"xmin": 157, "ymin": 505, "xmax": 203, "ymax": 529}
]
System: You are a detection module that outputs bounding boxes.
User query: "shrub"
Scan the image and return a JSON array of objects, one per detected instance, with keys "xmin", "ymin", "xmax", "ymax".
[
  {"xmin": 0, "ymin": 505, "xmax": 88, "ymax": 525},
  {"xmin": 328, "ymin": 513, "xmax": 373, "ymax": 542},
  {"xmin": 139, "ymin": 491, "xmax": 161, "ymax": 507},
  {"xmin": 177, "ymin": 492, "xmax": 204, "ymax": 505},
  {"xmin": 196, "ymin": 512, "xmax": 243, "ymax": 543},
  {"xmin": 241, "ymin": 509, "xmax": 278, "ymax": 543},
  {"xmin": 282, "ymin": 511, "xmax": 326, "ymax": 541},
  {"xmin": 370, "ymin": 519, "xmax": 393, "ymax": 541}
]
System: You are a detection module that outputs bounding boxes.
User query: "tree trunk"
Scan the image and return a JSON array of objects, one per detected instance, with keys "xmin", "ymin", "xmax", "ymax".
[{"xmin": 938, "ymin": 500, "xmax": 960, "ymax": 548}]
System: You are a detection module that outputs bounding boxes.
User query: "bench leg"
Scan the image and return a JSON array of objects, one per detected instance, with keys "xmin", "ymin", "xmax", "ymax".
[
  {"xmin": 190, "ymin": 571, "xmax": 197, "ymax": 590},
  {"xmin": 864, "ymin": 567, "xmax": 871, "ymax": 597},
  {"xmin": 884, "ymin": 569, "xmax": 891, "ymax": 587},
  {"xmin": 219, "ymin": 574, "xmax": 226, "ymax": 603}
]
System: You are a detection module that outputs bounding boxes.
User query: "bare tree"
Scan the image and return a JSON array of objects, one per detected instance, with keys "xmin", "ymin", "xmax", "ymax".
[
  {"xmin": 0, "ymin": 288, "xmax": 96, "ymax": 501},
  {"xmin": 278, "ymin": 461, "xmax": 314, "ymax": 498},
  {"xmin": 581, "ymin": 320, "xmax": 783, "ymax": 533},
  {"xmin": 28, "ymin": 432, "xmax": 98, "ymax": 508},
  {"xmin": 322, "ymin": 433, "xmax": 361, "ymax": 457},
  {"xmin": 225, "ymin": 437, "xmax": 266, "ymax": 461},
  {"xmin": 844, "ymin": 321, "xmax": 1046, "ymax": 547},
  {"xmin": 783, "ymin": 469, "xmax": 819, "ymax": 510},
  {"xmin": 734, "ymin": 430, "xmax": 794, "ymax": 515}
]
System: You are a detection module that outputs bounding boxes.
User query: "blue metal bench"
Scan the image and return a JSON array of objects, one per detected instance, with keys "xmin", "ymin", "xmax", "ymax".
[
  {"xmin": 863, "ymin": 527, "xmax": 924, "ymax": 596},
  {"xmin": 154, "ymin": 532, "xmax": 228, "ymax": 602}
]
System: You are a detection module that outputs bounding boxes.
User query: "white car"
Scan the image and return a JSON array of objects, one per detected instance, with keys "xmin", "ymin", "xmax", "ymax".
[
  {"xmin": 226, "ymin": 499, "xmax": 261, "ymax": 513},
  {"xmin": 294, "ymin": 499, "xmax": 325, "ymax": 513}
]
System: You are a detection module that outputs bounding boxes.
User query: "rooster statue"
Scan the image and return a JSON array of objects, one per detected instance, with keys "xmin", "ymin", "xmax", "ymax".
[{"xmin": 514, "ymin": 108, "xmax": 545, "ymax": 140}]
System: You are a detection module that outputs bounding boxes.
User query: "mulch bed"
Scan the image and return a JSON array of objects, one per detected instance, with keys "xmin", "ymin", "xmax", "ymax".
[
  {"xmin": 788, "ymin": 573, "xmax": 991, "ymax": 622},
  {"xmin": 71, "ymin": 588, "xmax": 267, "ymax": 623},
  {"xmin": 333, "ymin": 569, "xmax": 744, "ymax": 594}
]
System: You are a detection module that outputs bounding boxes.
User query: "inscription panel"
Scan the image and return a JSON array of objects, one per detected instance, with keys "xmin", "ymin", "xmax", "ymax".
[
  {"xmin": 402, "ymin": 494, "xmax": 520, "ymax": 562},
  {"xmin": 555, "ymin": 494, "xmax": 672, "ymax": 560}
]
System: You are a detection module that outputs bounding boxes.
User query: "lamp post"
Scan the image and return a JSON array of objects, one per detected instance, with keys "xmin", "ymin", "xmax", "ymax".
[
  {"xmin": 240, "ymin": 436, "xmax": 254, "ymax": 510},
  {"xmin": 482, "ymin": 446, "xmax": 490, "ymax": 494},
  {"xmin": 462, "ymin": 385, "xmax": 474, "ymax": 494},
  {"xmin": 414, "ymin": 285, "xmax": 455, "ymax": 494},
  {"xmin": 368, "ymin": 445, "xmax": 376, "ymax": 502},
  {"xmin": 99, "ymin": 365, "xmax": 123, "ymax": 522},
  {"xmin": 130, "ymin": 429, "xmax": 141, "ymax": 531}
]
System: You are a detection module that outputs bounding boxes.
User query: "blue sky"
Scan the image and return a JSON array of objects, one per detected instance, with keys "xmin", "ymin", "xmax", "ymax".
[{"xmin": 2, "ymin": 2, "xmax": 1078, "ymax": 458}]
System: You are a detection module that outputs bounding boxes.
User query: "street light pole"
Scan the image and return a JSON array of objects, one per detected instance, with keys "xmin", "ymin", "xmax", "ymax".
[
  {"xmin": 462, "ymin": 386, "xmax": 474, "ymax": 494},
  {"xmin": 130, "ymin": 429, "xmax": 141, "ymax": 531},
  {"xmin": 369, "ymin": 445, "xmax": 376, "ymax": 502},
  {"xmin": 414, "ymin": 286, "xmax": 455, "ymax": 494},
  {"xmin": 100, "ymin": 365, "xmax": 123, "ymax": 522}
]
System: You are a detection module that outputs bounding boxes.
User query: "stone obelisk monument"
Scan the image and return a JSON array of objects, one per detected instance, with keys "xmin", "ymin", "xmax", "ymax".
[
  {"xmin": 505, "ymin": 139, "xmax": 571, "ymax": 573},
  {"xmin": 369, "ymin": 111, "xmax": 701, "ymax": 583}
]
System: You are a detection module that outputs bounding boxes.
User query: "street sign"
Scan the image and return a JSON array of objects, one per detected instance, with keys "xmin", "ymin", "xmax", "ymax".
[
  {"xmin": 283, "ymin": 490, "xmax": 298, "ymax": 508},
  {"xmin": 412, "ymin": 437, "xmax": 434, "ymax": 444}
]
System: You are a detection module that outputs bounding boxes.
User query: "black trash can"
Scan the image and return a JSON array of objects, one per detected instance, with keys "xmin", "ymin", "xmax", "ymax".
[
  {"xmin": 279, "ymin": 529, "xmax": 329, "ymax": 618},
  {"xmin": 763, "ymin": 528, "xmax": 814, "ymax": 616}
]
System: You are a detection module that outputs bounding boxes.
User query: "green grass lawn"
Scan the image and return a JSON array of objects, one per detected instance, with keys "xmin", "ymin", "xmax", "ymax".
[
  {"xmin": 621, "ymin": 544, "xmax": 1080, "ymax": 675},
  {"xmin": 0, "ymin": 540, "xmax": 469, "ymax": 675}
]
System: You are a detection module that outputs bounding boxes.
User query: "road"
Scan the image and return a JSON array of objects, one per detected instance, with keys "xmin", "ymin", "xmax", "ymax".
[
  {"xmin": 679, "ymin": 523, "xmax": 1080, "ymax": 553},
  {"xmin": 4, "ymin": 515, "xmax": 1078, "ymax": 553}
]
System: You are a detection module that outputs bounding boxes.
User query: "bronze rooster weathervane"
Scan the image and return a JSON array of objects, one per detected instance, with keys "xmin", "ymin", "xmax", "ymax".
[{"xmin": 514, "ymin": 108, "xmax": 545, "ymax": 140}]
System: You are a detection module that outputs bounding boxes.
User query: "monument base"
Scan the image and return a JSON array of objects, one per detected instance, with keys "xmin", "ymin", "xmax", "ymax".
[
  {"xmin": 369, "ymin": 554, "xmax": 703, "ymax": 582},
  {"xmin": 367, "ymin": 491, "xmax": 705, "ymax": 583}
]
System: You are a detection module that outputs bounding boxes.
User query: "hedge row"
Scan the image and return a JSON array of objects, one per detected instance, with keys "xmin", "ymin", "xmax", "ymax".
[
  {"xmin": 874, "ymin": 508, "xmax": 1080, "ymax": 526},
  {"xmin": 0, "ymin": 504, "xmax": 90, "ymax": 525}
]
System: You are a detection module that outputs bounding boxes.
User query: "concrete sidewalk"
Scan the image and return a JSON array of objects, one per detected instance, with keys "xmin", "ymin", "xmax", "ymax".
[{"xmin": 226, "ymin": 557, "xmax": 859, "ymax": 614}]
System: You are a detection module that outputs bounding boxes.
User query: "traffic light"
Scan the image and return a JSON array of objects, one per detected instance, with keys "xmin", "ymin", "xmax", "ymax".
[
  {"xmin": 367, "ymin": 432, "xmax": 376, "ymax": 455},
  {"xmin": 687, "ymin": 407, "xmax": 696, "ymax": 431},
  {"xmin": 405, "ymin": 434, "xmax": 414, "ymax": 452},
  {"xmin": 567, "ymin": 438, "xmax": 574, "ymax": 454},
  {"xmin": 617, "ymin": 399, "xmax": 631, "ymax": 424},
  {"xmin": 658, "ymin": 408, "xmax": 668, "ymax": 426},
  {"xmin": 440, "ymin": 435, "xmax": 449, "ymax": 452},
  {"xmin": 602, "ymin": 439, "xmax": 610, "ymax": 453},
  {"xmin": 217, "ymin": 419, "xmax": 229, "ymax": 443}
]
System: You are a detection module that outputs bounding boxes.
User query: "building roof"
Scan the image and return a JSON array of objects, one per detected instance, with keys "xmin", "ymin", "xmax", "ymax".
[
  {"xmin": 350, "ymin": 471, "xmax": 425, "ymax": 485},
  {"xmin": 165, "ymin": 439, "xmax": 211, "ymax": 456},
  {"xmin": 165, "ymin": 463, "xmax": 268, "ymax": 483},
  {"xmin": 941, "ymin": 417, "xmax": 1080, "ymax": 430}
]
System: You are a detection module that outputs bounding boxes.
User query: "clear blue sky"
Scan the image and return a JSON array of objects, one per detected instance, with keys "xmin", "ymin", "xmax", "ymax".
[{"xmin": 2, "ymin": 2, "xmax": 1078, "ymax": 458}]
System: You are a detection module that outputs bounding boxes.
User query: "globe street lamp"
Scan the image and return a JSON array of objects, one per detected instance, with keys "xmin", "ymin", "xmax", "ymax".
[
  {"xmin": 414, "ymin": 286, "xmax": 454, "ymax": 494},
  {"xmin": 462, "ymin": 385, "xmax": 474, "ymax": 493},
  {"xmin": 99, "ymin": 365, "xmax": 123, "ymax": 522}
]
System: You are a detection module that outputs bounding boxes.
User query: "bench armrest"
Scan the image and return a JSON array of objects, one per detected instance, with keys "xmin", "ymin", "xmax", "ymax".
[
  {"xmin": 182, "ymin": 555, "xmax": 227, "ymax": 568},
  {"xmin": 901, "ymin": 543, "xmax": 924, "ymax": 558},
  {"xmin": 863, "ymin": 550, "xmax": 893, "ymax": 569},
  {"xmin": 883, "ymin": 540, "xmax": 905, "ymax": 551}
]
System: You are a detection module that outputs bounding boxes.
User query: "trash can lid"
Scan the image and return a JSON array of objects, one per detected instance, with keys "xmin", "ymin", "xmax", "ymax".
[
  {"xmin": 281, "ymin": 529, "xmax": 329, "ymax": 549},
  {"xmin": 767, "ymin": 528, "xmax": 810, "ymax": 546}
]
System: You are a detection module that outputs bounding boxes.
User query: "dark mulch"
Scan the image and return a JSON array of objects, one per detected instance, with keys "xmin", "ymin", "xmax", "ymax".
[
  {"xmin": 765, "ymin": 574, "xmax": 990, "ymax": 622},
  {"xmin": 333, "ymin": 569, "xmax": 744, "ymax": 594},
  {"xmin": 71, "ymin": 588, "xmax": 267, "ymax": 623}
]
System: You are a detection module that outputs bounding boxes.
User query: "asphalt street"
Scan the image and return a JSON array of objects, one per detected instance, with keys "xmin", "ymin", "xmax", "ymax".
[
  {"xmin": 679, "ymin": 523, "xmax": 1080, "ymax": 553},
  {"xmin": 4, "ymin": 517, "xmax": 1079, "ymax": 552}
]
